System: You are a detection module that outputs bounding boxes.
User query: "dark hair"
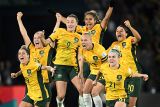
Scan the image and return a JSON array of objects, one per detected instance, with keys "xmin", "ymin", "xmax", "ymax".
[
  {"xmin": 118, "ymin": 25, "xmax": 128, "ymax": 33},
  {"xmin": 67, "ymin": 14, "xmax": 79, "ymax": 23},
  {"xmin": 84, "ymin": 10, "xmax": 100, "ymax": 24}
]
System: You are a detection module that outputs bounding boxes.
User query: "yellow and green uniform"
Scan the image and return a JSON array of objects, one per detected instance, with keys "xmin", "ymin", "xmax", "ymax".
[
  {"xmin": 49, "ymin": 28, "xmax": 81, "ymax": 66},
  {"xmin": 28, "ymin": 43, "xmax": 54, "ymax": 83},
  {"xmin": 80, "ymin": 43, "xmax": 107, "ymax": 85},
  {"xmin": 76, "ymin": 24, "xmax": 105, "ymax": 44},
  {"xmin": 106, "ymin": 36, "xmax": 142, "ymax": 97},
  {"xmin": 100, "ymin": 63, "xmax": 133, "ymax": 106},
  {"xmin": 106, "ymin": 36, "xmax": 141, "ymax": 73},
  {"xmin": 80, "ymin": 43, "xmax": 107, "ymax": 75},
  {"xmin": 49, "ymin": 28, "xmax": 81, "ymax": 81},
  {"xmin": 76, "ymin": 24, "xmax": 105, "ymax": 78},
  {"xmin": 20, "ymin": 60, "xmax": 49, "ymax": 102}
]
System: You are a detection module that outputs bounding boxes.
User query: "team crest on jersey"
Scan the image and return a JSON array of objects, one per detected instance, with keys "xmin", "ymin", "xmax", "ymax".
[
  {"xmin": 27, "ymin": 69, "xmax": 32, "ymax": 76},
  {"xmin": 90, "ymin": 30, "xmax": 96, "ymax": 35},
  {"xmin": 93, "ymin": 56, "xmax": 98, "ymax": 62},
  {"xmin": 117, "ymin": 75, "xmax": 122, "ymax": 81},
  {"xmin": 39, "ymin": 50, "xmax": 44, "ymax": 56},
  {"xmin": 74, "ymin": 37, "xmax": 79, "ymax": 43},
  {"xmin": 122, "ymin": 42, "xmax": 126, "ymax": 48}
]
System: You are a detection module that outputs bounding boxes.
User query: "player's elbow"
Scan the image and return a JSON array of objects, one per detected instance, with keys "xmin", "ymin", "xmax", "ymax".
[{"xmin": 137, "ymin": 36, "xmax": 141, "ymax": 42}]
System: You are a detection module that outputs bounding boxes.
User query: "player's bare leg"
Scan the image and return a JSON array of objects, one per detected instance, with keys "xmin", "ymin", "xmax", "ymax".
[
  {"xmin": 91, "ymin": 82, "xmax": 104, "ymax": 107},
  {"xmin": 56, "ymin": 81, "xmax": 67, "ymax": 107},
  {"xmin": 71, "ymin": 76, "xmax": 85, "ymax": 107}
]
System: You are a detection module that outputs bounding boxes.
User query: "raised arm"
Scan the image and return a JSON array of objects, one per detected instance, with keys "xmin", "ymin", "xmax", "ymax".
[
  {"xmin": 100, "ymin": 0, "xmax": 115, "ymax": 29},
  {"xmin": 52, "ymin": 13, "xmax": 61, "ymax": 33},
  {"xmin": 17, "ymin": 12, "xmax": 31, "ymax": 46},
  {"xmin": 40, "ymin": 13, "xmax": 62, "ymax": 47},
  {"xmin": 60, "ymin": 13, "xmax": 67, "ymax": 24},
  {"xmin": 124, "ymin": 20, "xmax": 141, "ymax": 44}
]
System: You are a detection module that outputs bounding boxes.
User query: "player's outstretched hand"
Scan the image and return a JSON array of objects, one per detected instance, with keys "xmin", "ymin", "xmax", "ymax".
[
  {"xmin": 11, "ymin": 73, "xmax": 18, "ymax": 79},
  {"xmin": 124, "ymin": 20, "xmax": 132, "ymax": 28},
  {"xmin": 17, "ymin": 12, "xmax": 23, "ymax": 20},
  {"xmin": 143, "ymin": 74, "xmax": 149, "ymax": 81}
]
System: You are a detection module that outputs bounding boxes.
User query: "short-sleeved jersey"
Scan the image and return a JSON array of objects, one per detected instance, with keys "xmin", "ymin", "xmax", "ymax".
[
  {"xmin": 80, "ymin": 43, "xmax": 107, "ymax": 75},
  {"xmin": 20, "ymin": 60, "xmax": 49, "ymax": 101},
  {"xmin": 76, "ymin": 24, "xmax": 104, "ymax": 44},
  {"xmin": 100, "ymin": 63, "xmax": 133, "ymax": 100},
  {"xmin": 29, "ymin": 43, "xmax": 53, "ymax": 83},
  {"xmin": 106, "ymin": 36, "xmax": 139, "ymax": 73},
  {"xmin": 49, "ymin": 28, "xmax": 81, "ymax": 66}
]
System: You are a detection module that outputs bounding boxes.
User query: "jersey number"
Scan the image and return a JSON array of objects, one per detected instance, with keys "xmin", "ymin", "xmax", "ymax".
[
  {"xmin": 25, "ymin": 77, "xmax": 29, "ymax": 83},
  {"xmin": 67, "ymin": 42, "xmax": 71, "ymax": 48},
  {"xmin": 109, "ymin": 81, "xmax": 116, "ymax": 88},
  {"xmin": 128, "ymin": 84, "xmax": 134, "ymax": 92}
]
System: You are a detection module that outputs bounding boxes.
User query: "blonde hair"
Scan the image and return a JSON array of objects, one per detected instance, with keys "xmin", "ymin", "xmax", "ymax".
[
  {"xmin": 81, "ymin": 31, "xmax": 92, "ymax": 39},
  {"xmin": 18, "ymin": 45, "xmax": 30, "ymax": 55},
  {"xmin": 109, "ymin": 49, "xmax": 121, "ymax": 58}
]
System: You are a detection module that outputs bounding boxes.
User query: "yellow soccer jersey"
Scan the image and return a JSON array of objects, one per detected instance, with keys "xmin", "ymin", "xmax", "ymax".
[
  {"xmin": 49, "ymin": 28, "xmax": 81, "ymax": 66},
  {"xmin": 76, "ymin": 24, "xmax": 103, "ymax": 43},
  {"xmin": 20, "ymin": 60, "xmax": 49, "ymax": 101},
  {"xmin": 106, "ymin": 36, "xmax": 139, "ymax": 73},
  {"xmin": 80, "ymin": 43, "xmax": 107, "ymax": 75},
  {"xmin": 100, "ymin": 63, "xmax": 133, "ymax": 100},
  {"xmin": 29, "ymin": 43, "xmax": 53, "ymax": 83}
]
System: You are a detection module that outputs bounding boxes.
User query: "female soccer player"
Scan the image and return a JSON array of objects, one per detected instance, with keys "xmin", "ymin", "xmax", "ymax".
[
  {"xmin": 106, "ymin": 20, "xmax": 142, "ymax": 107},
  {"xmin": 60, "ymin": 0, "xmax": 115, "ymax": 44},
  {"xmin": 41, "ymin": 14, "xmax": 84, "ymax": 107},
  {"xmin": 95, "ymin": 49, "xmax": 148, "ymax": 107},
  {"xmin": 14, "ymin": 11, "xmax": 60, "ymax": 107},
  {"xmin": 80, "ymin": 32, "xmax": 107, "ymax": 107},
  {"xmin": 17, "ymin": 45, "xmax": 55, "ymax": 107},
  {"xmin": 58, "ymin": 1, "xmax": 115, "ymax": 91}
]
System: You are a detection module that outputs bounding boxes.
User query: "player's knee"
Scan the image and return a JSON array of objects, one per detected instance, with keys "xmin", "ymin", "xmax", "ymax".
[
  {"xmin": 128, "ymin": 97, "xmax": 137, "ymax": 107},
  {"xmin": 57, "ymin": 94, "xmax": 65, "ymax": 101},
  {"xmin": 91, "ymin": 89, "xmax": 99, "ymax": 97},
  {"xmin": 77, "ymin": 85, "xmax": 83, "ymax": 95},
  {"xmin": 115, "ymin": 101, "xmax": 126, "ymax": 107},
  {"xmin": 128, "ymin": 102, "xmax": 136, "ymax": 107},
  {"xmin": 83, "ymin": 85, "xmax": 91, "ymax": 94}
]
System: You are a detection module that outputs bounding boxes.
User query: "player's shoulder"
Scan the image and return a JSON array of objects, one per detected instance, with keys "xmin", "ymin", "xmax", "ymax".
[
  {"xmin": 94, "ymin": 24, "xmax": 101, "ymax": 28},
  {"xmin": 74, "ymin": 32, "xmax": 81, "ymax": 38},
  {"xmin": 111, "ymin": 41, "xmax": 119, "ymax": 46},
  {"xmin": 126, "ymin": 36, "xmax": 133, "ymax": 41},
  {"xmin": 95, "ymin": 43, "xmax": 104, "ymax": 49}
]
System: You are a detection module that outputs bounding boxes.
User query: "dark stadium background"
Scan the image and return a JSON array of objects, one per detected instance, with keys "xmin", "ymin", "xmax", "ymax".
[{"xmin": 0, "ymin": 0, "xmax": 160, "ymax": 107}]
